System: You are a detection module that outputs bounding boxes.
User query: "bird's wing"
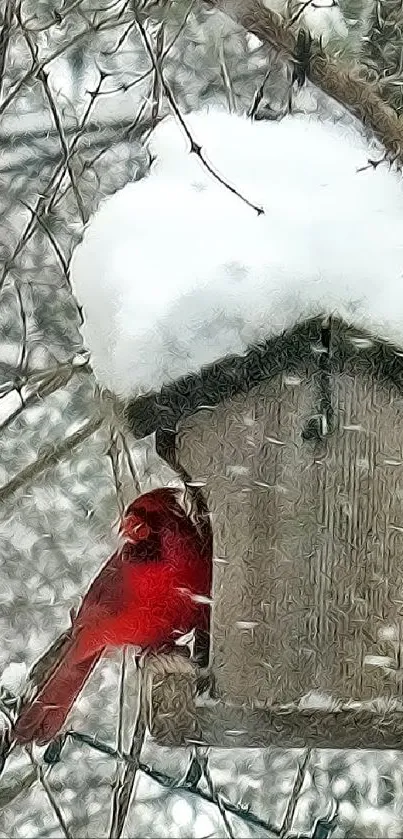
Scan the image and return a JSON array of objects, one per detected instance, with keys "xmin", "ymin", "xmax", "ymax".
[{"xmin": 76, "ymin": 536, "xmax": 161, "ymax": 621}]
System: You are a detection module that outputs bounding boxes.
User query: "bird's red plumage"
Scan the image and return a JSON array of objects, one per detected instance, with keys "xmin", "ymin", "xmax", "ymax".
[{"xmin": 13, "ymin": 487, "xmax": 212, "ymax": 745}]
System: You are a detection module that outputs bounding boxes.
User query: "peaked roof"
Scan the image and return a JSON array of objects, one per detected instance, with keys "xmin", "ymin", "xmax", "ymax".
[{"xmin": 126, "ymin": 316, "xmax": 403, "ymax": 439}]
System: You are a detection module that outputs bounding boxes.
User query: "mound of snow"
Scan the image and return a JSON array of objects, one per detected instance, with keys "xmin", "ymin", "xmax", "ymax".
[{"xmin": 70, "ymin": 108, "xmax": 403, "ymax": 398}]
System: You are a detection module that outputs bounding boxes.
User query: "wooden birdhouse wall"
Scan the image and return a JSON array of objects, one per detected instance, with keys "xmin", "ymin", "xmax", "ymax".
[
  {"xmin": 175, "ymin": 329, "xmax": 403, "ymax": 710},
  {"xmin": 127, "ymin": 318, "xmax": 403, "ymax": 747}
]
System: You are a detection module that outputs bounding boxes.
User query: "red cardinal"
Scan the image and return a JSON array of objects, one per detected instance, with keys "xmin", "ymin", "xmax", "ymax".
[{"xmin": 13, "ymin": 487, "xmax": 212, "ymax": 746}]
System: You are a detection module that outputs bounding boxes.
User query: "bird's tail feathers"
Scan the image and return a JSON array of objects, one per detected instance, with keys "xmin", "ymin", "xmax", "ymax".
[{"xmin": 13, "ymin": 640, "xmax": 102, "ymax": 746}]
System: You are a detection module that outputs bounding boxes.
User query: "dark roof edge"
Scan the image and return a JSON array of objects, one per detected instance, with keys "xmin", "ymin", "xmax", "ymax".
[{"xmin": 125, "ymin": 316, "xmax": 403, "ymax": 438}]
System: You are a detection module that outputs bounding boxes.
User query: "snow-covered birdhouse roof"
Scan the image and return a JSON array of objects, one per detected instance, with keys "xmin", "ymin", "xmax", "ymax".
[{"xmin": 71, "ymin": 108, "xmax": 403, "ymax": 413}]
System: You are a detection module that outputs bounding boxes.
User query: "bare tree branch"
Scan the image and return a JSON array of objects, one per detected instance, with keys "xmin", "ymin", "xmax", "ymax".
[
  {"xmin": 14, "ymin": 281, "xmax": 29, "ymax": 381},
  {"xmin": 67, "ymin": 729, "xmax": 283, "ymax": 835},
  {"xmin": 132, "ymin": 1, "xmax": 264, "ymax": 214},
  {"xmin": 65, "ymin": 729, "xmax": 325, "ymax": 837},
  {"xmin": 19, "ymin": 199, "xmax": 71, "ymax": 287},
  {"xmin": 0, "ymin": 2, "xmax": 134, "ymax": 118},
  {"xmin": 219, "ymin": 41, "xmax": 236, "ymax": 112},
  {"xmin": 0, "ymin": 68, "xmax": 108, "ymax": 297},
  {"xmin": 106, "ymin": 426, "xmax": 126, "ymax": 517},
  {"xmin": 195, "ymin": 747, "xmax": 235, "ymax": 838},
  {"xmin": 108, "ymin": 658, "xmax": 147, "ymax": 839},
  {"xmin": 0, "ymin": 415, "xmax": 103, "ymax": 503},
  {"xmin": 17, "ymin": 9, "xmax": 87, "ymax": 224},
  {"xmin": 279, "ymin": 749, "xmax": 312, "ymax": 838},
  {"xmin": 0, "ymin": 0, "xmax": 13, "ymax": 101},
  {"xmin": 151, "ymin": 23, "xmax": 165, "ymax": 129},
  {"xmin": 248, "ymin": 66, "xmax": 272, "ymax": 117},
  {"xmin": 119, "ymin": 432, "xmax": 143, "ymax": 496},
  {"xmin": 26, "ymin": 748, "xmax": 71, "ymax": 839},
  {"xmin": 209, "ymin": 0, "xmax": 403, "ymax": 162}
]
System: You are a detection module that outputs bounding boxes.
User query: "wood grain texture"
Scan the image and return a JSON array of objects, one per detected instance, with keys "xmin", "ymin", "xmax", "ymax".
[
  {"xmin": 149, "ymin": 696, "xmax": 403, "ymax": 750},
  {"xmin": 175, "ymin": 323, "xmax": 403, "ymax": 711},
  {"xmin": 131, "ymin": 318, "xmax": 403, "ymax": 746}
]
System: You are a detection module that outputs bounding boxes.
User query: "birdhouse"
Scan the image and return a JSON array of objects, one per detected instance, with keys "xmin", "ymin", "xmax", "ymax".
[
  {"xmin": 126, "ymin": 316, "xmax": 403, "ymax": 750},
  {"xmin": 70, "ymin": 107, "xmax": 403, "ymax": 749}
]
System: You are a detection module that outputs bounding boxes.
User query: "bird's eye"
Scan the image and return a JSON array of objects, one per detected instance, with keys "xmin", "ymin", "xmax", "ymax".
[{"xmin": 120, "ymin": 515, "xmax": 151, "ymax": 542}]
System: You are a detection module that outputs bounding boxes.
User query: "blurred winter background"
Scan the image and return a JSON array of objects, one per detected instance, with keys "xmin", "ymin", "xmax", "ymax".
[{"xmin": 1, "ymin": 0, "xmax": 403, "ymax": 836}]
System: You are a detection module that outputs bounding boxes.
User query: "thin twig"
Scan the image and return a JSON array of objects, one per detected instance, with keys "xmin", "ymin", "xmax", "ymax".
[
  {"xmin": 20, "ymin": 200, "xmax": 71, "ymax": 289},
  {"xmin": 18, "ymin": 10, "xmax": 87, "ymax": 224},
  {"xmin": 132, "ymin": 1, "xmax": 264, "ymax": 216},
  {"xmin": 0, "ymin": 69, "xmax": 106, "ymax": 296},
  {"xmin": 108, "ymin": 658, "xmax": 147, "ymax": 839},
  {"xmin": 108, "ymin": 647, "xmax": 129, "ymax": 837},
  {"xmin": 0, "ymin": 0, "xmax": 13, "ymax": 101},
  {"xmin": 219, "ymin": 41, "xmax": 236, "ymax": 113},
  {"xmin": 279, "ymin": 749, "xmax": 312, "ymax": 838},
  {"xmin": 288, "ymin": 0, "xmax": 315, "ymax": 28},
  {"xmin": 0, "ymin": 415, "xmax": 103, "ymax": 503},
  {"xmin": 43, "ymin": 70, "xmax": 110, "ymax": 211},
  {"xmin": 195, "ymin": 748, "xmax": 235, "ymax": 839},
  {"xmin": 14, "ymin": 282, "xmax": 28, "ymax": 381},
  {"xmin": 106, "ymin": 418, "xmax": 146, "ymax": 837},
  {"xmin": 66, "ymin": 729, "xmax": 283, "ymax": 836},
  {"xmin": 0, "ymin": 3, "xmax": 133, "ymax": 118},
  {"xmin": 119, "ymin": 432, "xmax": 143, "ymax": 496},
  {"xmin": 209, "ymin": 0, "xmax": 403, "ymax": 163},
  {"xmin": 248, "ymin": 67, "xmax": 273, "ymax": 118},
  {"xmin": 50, "ymin": 98, "xmax": 150, "ymax": 217},
  {"xmin": 0, "ymin": 765, "xmax": 37, "ymax": 810},
  {"xmin": 106, "ymin": 426, "xmax": 126, "ymax": 516},
  {"xmin": 0, "ymin": 0, "xmax": 193, "ymax": 167},
  {"xmin": 117, "ymin": 648, "xmax": 128, "ymax": 755},
  {"xmin": 1, "ymin": 721, "xmax": 322, "ymax": 839},
  {"xmin": 0, "ymin": 362, "xmax": 89, "ymax": 435},
  {"xmin": 150, "ymin": 23, "xmax": 164, "ymax": 129},
  {"xmin": 111, "ymin": 0, "xmax": 196, "ymax": 106},
  {"xmin": 160, "ymin": 0, "xmax": 196, "ymax": 63},
  {"xmin": 102, "ymin": 18, "xmax": 138, "ymax": 55},
  {"xmin": 26, "ymin": 748, "xmax": 71, "ymax": 839}
]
